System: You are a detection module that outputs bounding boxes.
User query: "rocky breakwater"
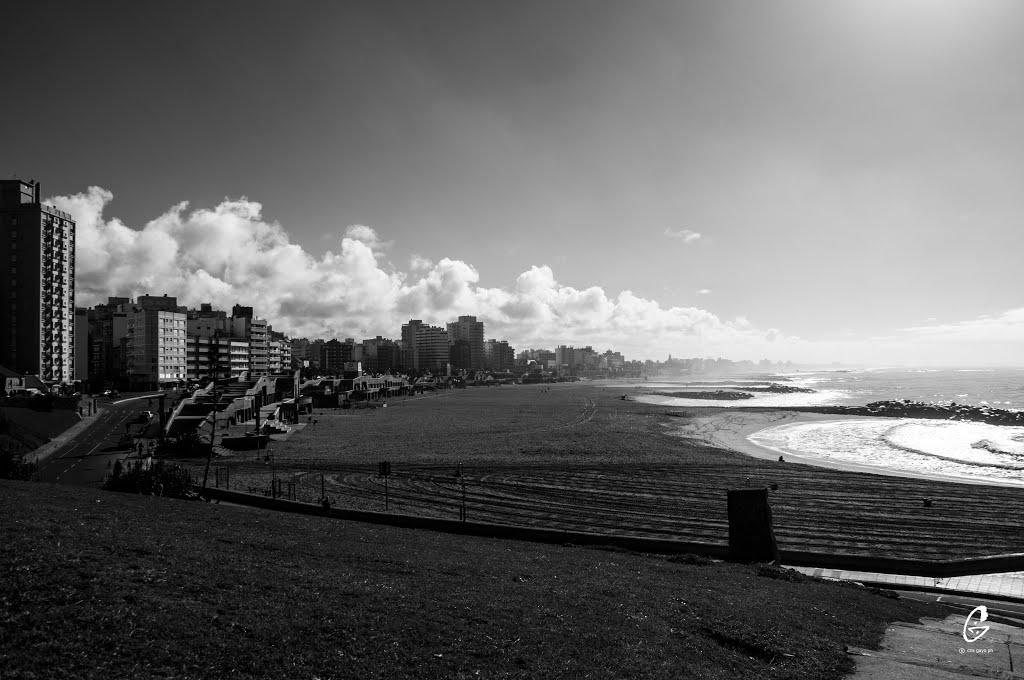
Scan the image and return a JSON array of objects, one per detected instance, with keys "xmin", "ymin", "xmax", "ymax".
[
  {"xmin": 652, "ymin": 383, "xmax": 817, "ymax": 401},
  {"xmin": 795, "ymin": 400, "xmax": 1024, "ymax": 426}
]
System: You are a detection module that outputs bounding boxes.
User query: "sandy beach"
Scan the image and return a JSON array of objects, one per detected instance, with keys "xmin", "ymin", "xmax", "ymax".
[
  {"xmin": 658, "ymin": 403, "xmax": 1024, "ymax": 489},
  {"xmin": 664, "ymin": 406, "xmax": 1024, "ymax": 487},
  {"xmin": 202, "ymin": 382, "xmax": 1024, "ymax": 561}
]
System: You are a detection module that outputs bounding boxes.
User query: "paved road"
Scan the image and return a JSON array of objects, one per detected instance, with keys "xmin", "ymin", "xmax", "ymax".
[{"xmin": 35, "ymin": 393, "xmax": 168, "ymax": 487}]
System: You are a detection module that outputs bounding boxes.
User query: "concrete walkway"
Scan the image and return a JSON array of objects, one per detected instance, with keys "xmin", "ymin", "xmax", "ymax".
[
  {"xmin": 847, "ymin": 613, "xmax": 1024, "ymax": 678},
  {"xmin": 789, "ymin": 566, "xmax": 1024, "ymax": 602}
]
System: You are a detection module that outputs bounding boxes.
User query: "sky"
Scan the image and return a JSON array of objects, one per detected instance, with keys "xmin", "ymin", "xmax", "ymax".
[{"xmin": 3, "ymin": 0, "xmax": 1023, "ymax": 366}]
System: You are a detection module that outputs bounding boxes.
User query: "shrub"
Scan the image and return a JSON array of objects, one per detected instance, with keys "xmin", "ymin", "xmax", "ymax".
[
  {"xmin": 103, "ymin": 459, "xmax": 195, "ymax": 498},
  {"xmin": 155, "ymin": 431, "xmax": 207, "ymax": 458},
  {"xmin": 0, "ymin": 435, "xmax": 35, "ymax": 480}
]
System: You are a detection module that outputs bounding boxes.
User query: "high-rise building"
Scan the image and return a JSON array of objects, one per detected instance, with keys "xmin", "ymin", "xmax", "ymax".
[
  {"xmin": 362, "ymin": 336, "xmax": 400, "ymax": 374},
  {"xmin": 74, "ymin": 307, "xmax": 88, "ymax": 382},
  {"xmin": 185, "ymin": 334, "xmax": 249, "ymax": 381},
  {"xmin": 484, "ymin": 339, "xmax": 515, "ymax": 371},
  {"xmin": 0, "ymin": 180, "xmax": 76, "ymax": 384},
  {"xmin": 230, "ymin": 313, "xmax": 269, "ymax": 377},
  {"xmin": 417, "ymin": 325, "xmax": 450, "ymax": 372},
  {"xmin": 126, "ymin": 308, "xmax": 187, "ymax": 390},
  {"xmin": 267, "ymin": 329, "xmax": 291, "ymax": 373},
  {"xmin": 321, "ymin": 339, "xmax": 343, "ymax": 374},
  {"xmin": 86, "ymin": 297, "xmax": 131, "ymax": 390},
  {"xmin": 400, "ymin": 319, "xmax": 449, "ymax": 372},
  {"xmin": 447, "ymin": 315, "xmax": 484, "ymax": 370},
  {"xmin": 449, "ymin": 338, "xmax": 472, "ymax": 371},
  {"xmin": 400, "ymin": 320, "xmax": 423, "ymax": 369}
]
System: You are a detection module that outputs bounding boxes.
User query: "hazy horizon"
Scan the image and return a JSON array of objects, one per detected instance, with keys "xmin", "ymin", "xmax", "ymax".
[{"xmin": 4, "ymin": 1, "xmax": 1022, "ymax": 366}]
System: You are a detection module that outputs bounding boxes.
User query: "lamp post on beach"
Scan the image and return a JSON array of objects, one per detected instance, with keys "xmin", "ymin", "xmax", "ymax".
[{"xmin": 264, "ymin": 446, "xmax": 276, "ymax": 498}]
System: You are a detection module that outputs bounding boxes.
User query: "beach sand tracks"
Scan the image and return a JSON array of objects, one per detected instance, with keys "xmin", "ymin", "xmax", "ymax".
[{"xmin": 269, "ymin": 462, "xmax": 1024, "ymax": 560}]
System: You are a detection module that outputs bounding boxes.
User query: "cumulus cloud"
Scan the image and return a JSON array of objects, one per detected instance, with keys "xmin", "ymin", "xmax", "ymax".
[
  {"xmin": 51, "ymin": 187, "xmax": 802, "ymax": 360},
  {"xmin": 344, "ymin": 224, "xmax": 392, "ymax": 255},
  {"xmin": 664, "ymin": 228, "xmax": 702, "ymax": 243}
]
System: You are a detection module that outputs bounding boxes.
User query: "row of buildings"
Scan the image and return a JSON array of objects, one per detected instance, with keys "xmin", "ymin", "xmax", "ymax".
[
  {"xmin": 1, "ymin": 177, "xmax": 642, "ymax": 390},
  {"xmin": 85, "ymin": 296, "xmax": 293, "ymax": 390},
  {"xmin": 290, "ymin": 316, "xmax": 515, "ymax": 375}
]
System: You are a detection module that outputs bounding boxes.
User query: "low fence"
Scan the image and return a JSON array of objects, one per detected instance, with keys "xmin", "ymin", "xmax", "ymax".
[{"xmin": 190, "ymin": 460, "xmax": 1024, "ymax": 580}]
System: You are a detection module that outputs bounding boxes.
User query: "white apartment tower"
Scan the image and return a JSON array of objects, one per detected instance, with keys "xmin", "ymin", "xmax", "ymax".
[{"xmin": 126, "ymin": 308, "xmax": 187, "ymax": 390}]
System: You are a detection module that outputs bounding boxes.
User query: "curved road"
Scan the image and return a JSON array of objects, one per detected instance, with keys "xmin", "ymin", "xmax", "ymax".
[{"xmin": 34, "ymin": 393, "xmax": 169, "ymax": 487}]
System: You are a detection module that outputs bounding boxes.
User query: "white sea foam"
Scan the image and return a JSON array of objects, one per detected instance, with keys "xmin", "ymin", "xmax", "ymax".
[
  {"xmin": 748, "ymin": 419, "xmax": 1024, "ymax": 486},
  {"xmin": 635, "ymin": 389, "xmax": 847, "ymax": 409}
]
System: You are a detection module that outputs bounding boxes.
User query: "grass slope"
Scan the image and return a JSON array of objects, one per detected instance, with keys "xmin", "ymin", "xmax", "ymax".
[
  {"xmin": 1, "ymin": 480, "xmax": 939, "ymax": 679},
  {"xmin": 0, "ymin": 406, "xmax": 79, "ymax": 450}
]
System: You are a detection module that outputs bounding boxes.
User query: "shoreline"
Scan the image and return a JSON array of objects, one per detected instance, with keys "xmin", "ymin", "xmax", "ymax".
[{"xmin": 666, "ymin": 405, "xmax": 1024, "ymax": 489}]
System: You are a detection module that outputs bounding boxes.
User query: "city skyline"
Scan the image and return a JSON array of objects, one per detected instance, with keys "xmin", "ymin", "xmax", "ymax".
[{"xmin": 4, "ymin": 1, "xmax": 1024, "ymax": 366}]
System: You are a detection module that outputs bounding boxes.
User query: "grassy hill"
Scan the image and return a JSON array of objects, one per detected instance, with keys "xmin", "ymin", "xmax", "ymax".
[
  {"xmin": 1, "ymin": 479, "xmax": 941, "ymax": 679},
  {"xmin": 0, "ymin": 405, "xmax": 79, "ymax": 452}
]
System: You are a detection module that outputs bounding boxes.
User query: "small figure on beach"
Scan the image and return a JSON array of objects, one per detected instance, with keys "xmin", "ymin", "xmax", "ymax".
[{"xmin": 778, "ymin": 456, "xmax": 785, "ymax": 463}]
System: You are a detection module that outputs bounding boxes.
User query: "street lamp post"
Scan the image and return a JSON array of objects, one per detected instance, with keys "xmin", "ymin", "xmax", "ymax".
[{"xmin": 201, "ymin": 336, "xmax": 222, "ymax": 492}]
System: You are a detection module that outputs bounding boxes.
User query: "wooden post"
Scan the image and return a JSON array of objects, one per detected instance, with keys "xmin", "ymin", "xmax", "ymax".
[
  {"xmin": 727, "ymin": 488, "xmax": 779, "ymax": 563},
  {"xmin": 460, "ymin": 476, "xmax": 466, "ymax": 522}
]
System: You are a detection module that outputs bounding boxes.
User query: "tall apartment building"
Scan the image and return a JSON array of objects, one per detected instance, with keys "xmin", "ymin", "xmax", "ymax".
[
  {"xmin": 0, "ymin": 180, "xmax": 76, "ymax": 384},
  {"xmin": 362, "ymin": 336, "xmax": 400, "ymax": 374},
  {"xmin": 267, "ymin": 332, "xmax": 291, "ymax": 373},
  {"xmin": 484, "ymin": 339, "xmax": 515, "ymax": 371},
  {"xmin": 321, "ymin": 339, "xmax": 343, "ymax": 374},
  {"xmin": 74, "ymin": 307, "xmax": 89, "ymax": 382},
  {"xmin": 400, "ymin": 320, "xmax": 423, "ymax": 369},
  {"xmin": 187, "ymin": 303, "xmax": 272, "ymax": 378},
  {"xmin": 447, "ymin": 315, "xmax": 485, "ymax": 370},
  {"xmin": 231, "ymin": 314, "xmax": 269, "ymax": 377},
  {"xmin": 516, "ymin": 348, "xmax": 556, "ymax": 368},
  {"xmin": 185, "ymin": 334, "xmax": 249, "ymax": 381},
  {"xmin": 400, "ymin": 319, "xmax": 449, "ymax": 372},
  {"xmin": 555, "ymin": 345, "xmax": 595, "ymax": 372},
  {"xmin": 417, "ymin": 325, "xmax": 449, "ymax": 373},
  {"xmin": 449, "ymin": 338, "xmax": 472, "ymax": 371},
  {"xmin": 86, "ymin": 297, "xmax": 131, "ymax": 390},
  {"xmin": 126, "ymin": 308, "xmax": 187, "ymax": 390}
]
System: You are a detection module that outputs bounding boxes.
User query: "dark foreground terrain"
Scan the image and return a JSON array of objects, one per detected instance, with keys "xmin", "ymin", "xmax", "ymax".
[{"xmin": 1, "ymin": 480, "xmax": 940, "ymax": 679}]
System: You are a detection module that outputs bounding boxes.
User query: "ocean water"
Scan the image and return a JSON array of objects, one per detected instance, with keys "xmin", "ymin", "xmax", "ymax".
[
  {"xmin": 749, "ymin": 418, "xmax": 1024, "ymax": 487},
  {"xmin": 632, "ymin": 367, "xmax": 1024, "ymax": 410},
  {"xmin": 632, "ymin": 368, "xmax": 1024, "ymax": 485}
]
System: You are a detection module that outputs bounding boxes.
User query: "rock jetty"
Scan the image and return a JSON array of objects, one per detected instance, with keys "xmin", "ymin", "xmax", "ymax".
[
  {"xmin": 794, "ymin": 400, "xmax": 1024, "ymax": 426},
  {"xmin": 653, "ymin": 390, "xmax": 753, "ymax": 400},
  {"xmin": 652, "ymin": 383, "xmax": 815, "ymax": 400}
]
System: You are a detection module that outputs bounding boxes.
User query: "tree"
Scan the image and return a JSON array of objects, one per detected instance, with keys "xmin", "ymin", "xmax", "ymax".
[{"xmin": 0, "ymin": 435, "xmax": 35, "ymax": 480}]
